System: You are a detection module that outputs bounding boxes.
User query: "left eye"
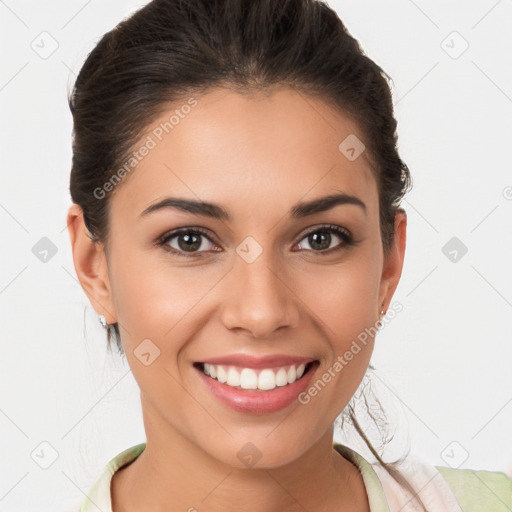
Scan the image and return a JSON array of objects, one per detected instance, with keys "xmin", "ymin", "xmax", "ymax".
[{"xmin": 294, "ymin": 225, "xmax": 353, "ymax": 253}]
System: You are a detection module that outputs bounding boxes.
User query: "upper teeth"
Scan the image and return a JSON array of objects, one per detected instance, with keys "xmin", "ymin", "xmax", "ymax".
[{"xmin": 202, "ymin": 363, "xmax": 307, "ymax": 391}]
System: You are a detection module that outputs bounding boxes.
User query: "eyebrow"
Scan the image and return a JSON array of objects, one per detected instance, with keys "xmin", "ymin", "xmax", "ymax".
[{"xmin": 138, "ymin": 191, "xmax": 367, "ymax": 220}]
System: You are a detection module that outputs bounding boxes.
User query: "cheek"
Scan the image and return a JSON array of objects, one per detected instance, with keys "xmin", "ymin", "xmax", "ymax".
[
  {"xmin": 295, "ymin": 267, "xmax": 378, "ymax": 429},
  {"xmin": 298, "ymin": 253, "xmax": 381, "ymax": 345},
  {"xmin": 295, "ymin": 252, "xmax": 381, "ymax": 405},
  {"xmin": 109, "ymin": 244, "xmax": 224, "ymax": 339}
]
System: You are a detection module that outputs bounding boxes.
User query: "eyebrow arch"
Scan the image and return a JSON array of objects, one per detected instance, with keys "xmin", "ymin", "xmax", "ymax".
[{"xmin": 138, "ymin": 191, "xmax": 366, "ymax": 221}]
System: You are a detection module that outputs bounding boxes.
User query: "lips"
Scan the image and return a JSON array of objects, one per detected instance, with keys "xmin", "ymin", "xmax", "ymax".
[{"xmin": 193, "ymin": 354, "xmax": 319, "ymax": 414}]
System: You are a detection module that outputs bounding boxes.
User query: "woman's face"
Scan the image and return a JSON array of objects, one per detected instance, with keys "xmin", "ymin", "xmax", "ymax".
[{"xmin": 70, "ymin": 86, "xmax": 406, "ymax": 468}]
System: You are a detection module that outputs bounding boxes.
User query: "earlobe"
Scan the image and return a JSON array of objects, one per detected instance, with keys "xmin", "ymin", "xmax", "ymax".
[
  {"xmin": 66, "ymin": 203, "xmax": 117, "ymax": 324},
  {"xmin": 378, "ymin": 209, "xmax": 407, "ymax": 312}
]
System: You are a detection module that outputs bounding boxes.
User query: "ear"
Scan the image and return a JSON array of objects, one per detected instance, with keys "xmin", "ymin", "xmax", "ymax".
[
  {"xmin": 378, "ymin": 208, "xmax": 407, "ymax": 312},
  {"xmin": 66, "ymin": 203, "xmax": 117, "ymax": 324}
]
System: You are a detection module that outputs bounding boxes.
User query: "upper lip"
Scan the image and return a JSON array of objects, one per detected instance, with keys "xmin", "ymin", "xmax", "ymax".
[{"xmin": 198, "ymin": 354, "xmax": 316, "ymax": 369}]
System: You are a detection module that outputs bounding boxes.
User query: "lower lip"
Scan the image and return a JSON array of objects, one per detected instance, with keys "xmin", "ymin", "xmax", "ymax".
[{"xmin": 196, "ymin": 363, "xmax": 318, "ymax": 414}]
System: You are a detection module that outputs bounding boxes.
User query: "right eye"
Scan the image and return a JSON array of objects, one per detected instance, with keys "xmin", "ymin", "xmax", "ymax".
[{"xmin": 156, "ymin": 227, "xmax": 221, "ymax": 258}]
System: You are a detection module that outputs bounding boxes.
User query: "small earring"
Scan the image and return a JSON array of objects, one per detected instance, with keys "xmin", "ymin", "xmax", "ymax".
[
  {"xmin": 377, "ymin": 309, "xmax": 386, "ymax": 329},
  {"xmin": 98, "ymin": 314, "xmax": 108, "ymax": 328}
]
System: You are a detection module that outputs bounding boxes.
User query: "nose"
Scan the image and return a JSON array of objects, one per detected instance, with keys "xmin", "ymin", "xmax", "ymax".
[{"xmin": 220, "ymin": 249, "xmax": 301, "ymax": 339}]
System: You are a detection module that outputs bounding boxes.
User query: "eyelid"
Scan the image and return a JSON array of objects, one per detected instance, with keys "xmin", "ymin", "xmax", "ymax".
[
  {"xmin": 295, "ymin": 223, "xmax": 352, "ymax": 242},
  {"xmin": 158, "ymin": 226, "xmax": 215, "ymax": 240}
]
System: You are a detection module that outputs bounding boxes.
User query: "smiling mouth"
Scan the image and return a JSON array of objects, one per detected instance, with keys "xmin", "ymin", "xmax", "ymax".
[{"xmin": 194, "ymin": 361, "xmax": 317, "ymax": 391}]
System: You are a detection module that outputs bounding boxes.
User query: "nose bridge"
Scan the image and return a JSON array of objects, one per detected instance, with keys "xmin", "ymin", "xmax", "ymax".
[{"xmin": 221, "ymin": 239, "xmax": 300, "ymax": 337}]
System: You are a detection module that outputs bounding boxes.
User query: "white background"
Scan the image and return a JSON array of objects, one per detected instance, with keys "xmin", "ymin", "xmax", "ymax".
[{"xmin": 0, "ymin": 1, "xmax": 511, "ymax": 510}]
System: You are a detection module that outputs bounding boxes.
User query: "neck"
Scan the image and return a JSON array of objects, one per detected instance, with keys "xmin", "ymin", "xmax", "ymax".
[{"xmin": 111, "ymin": 401, "xmax": 369, "ymax": 512}]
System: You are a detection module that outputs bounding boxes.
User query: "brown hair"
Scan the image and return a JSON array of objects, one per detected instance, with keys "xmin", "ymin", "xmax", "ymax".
[{"xmin": 68, "ymin": 0, "xmax": 421, "ymax": 507}]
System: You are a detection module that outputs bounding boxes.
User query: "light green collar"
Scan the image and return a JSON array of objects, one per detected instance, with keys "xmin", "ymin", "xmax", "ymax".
[{"xmin": 80, "ymin": 442, "xmax": 391, "ymax": 512}]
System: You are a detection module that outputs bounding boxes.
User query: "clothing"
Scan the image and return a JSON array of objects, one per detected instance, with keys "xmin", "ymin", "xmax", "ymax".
[{"xmin": 79, "ymin": 442, "xmax": 512, "ymax": 511}]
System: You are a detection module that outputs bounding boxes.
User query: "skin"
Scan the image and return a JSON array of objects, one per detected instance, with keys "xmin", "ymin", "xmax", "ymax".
[{"xmin": 67, "ymin": 86, "xmax": 406, "ymax": 511}]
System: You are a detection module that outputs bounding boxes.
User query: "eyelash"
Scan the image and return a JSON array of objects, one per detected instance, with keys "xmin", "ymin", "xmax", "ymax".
[{"xmin": 155, "ymin": 224, "xmax": 356, "ymax": 258}]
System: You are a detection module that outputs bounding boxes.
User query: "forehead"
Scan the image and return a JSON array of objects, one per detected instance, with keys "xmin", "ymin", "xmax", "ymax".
[{"xmin": 110, "ymin": 87, "xmax": 378, "ymax": 221}]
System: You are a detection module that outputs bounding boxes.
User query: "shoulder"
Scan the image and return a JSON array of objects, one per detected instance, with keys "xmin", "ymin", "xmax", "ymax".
[
  {"xmin": 336, "ymin": 442, "xmax": 512, "ymax": 512},
  {"xmin": 79, "ymin": 443, "xmax": 146, "ymax": 512},
  {"xmin": 436, "ymin": 465, "xmax": 512, "ymax": 512}
]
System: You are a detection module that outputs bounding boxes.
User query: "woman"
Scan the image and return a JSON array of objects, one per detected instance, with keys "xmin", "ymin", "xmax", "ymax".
[{"xmin": 66, "ymin": 0, "xmax": 512, "ymax": 510}]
